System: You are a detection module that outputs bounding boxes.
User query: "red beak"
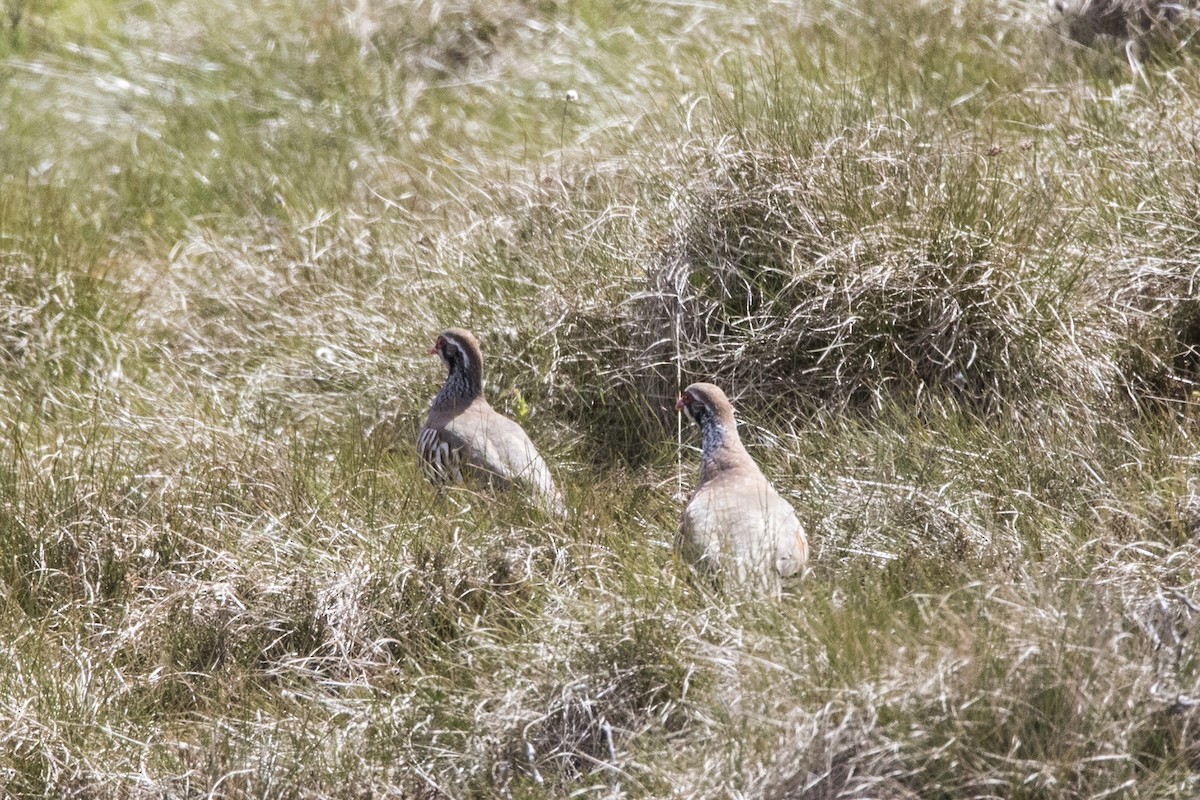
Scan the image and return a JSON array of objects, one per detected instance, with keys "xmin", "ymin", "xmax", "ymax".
[
  {"xmin": 430, "ymin": 342, "xmax": 439, "ymax": 356},
  {"xmin": 675, "ymin": 395, "xmax": 685, "ymax": 412}
]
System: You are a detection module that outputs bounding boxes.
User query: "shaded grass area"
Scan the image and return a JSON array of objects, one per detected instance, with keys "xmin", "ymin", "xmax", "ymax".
[{"xmin": 4, "ymin": 0, "xmax": 1200, "ymax": 797}]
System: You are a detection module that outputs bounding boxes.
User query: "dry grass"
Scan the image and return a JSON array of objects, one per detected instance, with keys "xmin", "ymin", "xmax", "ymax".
[{"xmin": 4, "ymin": 0, "xmax": 1200, "ymax": 797}]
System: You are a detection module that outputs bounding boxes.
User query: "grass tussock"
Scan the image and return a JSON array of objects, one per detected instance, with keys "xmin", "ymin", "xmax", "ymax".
[
  {"xmin": 625, "ymin": 132, "xmax": 1081, "ymax": 417},
  {"xmin": 7, "ymin": 0, "xmax": 1200, "ymax": 796},
  {"xmin": 1052, "ymin": 0, "xmax": 1200, "ymax": 57}
]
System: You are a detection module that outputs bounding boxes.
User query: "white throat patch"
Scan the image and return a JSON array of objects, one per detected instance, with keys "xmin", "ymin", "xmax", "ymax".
[{"xmin": 445, "ymin": 338, "xmax": 470, "ymax": 370}]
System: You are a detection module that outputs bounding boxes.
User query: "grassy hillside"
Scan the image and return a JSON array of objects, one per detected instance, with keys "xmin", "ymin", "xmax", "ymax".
[{"xmin": 3, "ymin": 0, "xmax": 1200, "ymax": 796}]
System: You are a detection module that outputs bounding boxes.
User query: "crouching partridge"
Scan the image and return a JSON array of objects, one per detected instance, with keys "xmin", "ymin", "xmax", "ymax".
[
  {"xmin": 675, "ymin": 382, "xmax": 808, "ymax": 595},
  {"xmin": 418, "ymin": 328, "xmax": 567, "ymax": 517}
]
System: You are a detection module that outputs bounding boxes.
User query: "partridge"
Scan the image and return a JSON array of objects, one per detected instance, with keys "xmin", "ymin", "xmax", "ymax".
[
  {"xmin": 418, "ymin": 328, "xmax": 566, "ymax": 517},
  {"xmin": 675, "ymin": 382, "xmax": 808, "ymax": 595}
]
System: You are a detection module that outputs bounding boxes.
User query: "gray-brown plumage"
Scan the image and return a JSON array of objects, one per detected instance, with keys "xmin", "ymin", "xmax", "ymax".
[
  {"xmin": 675, "ymin": 382, "xmax": 808, "ymax": 595},
  {"xmin": 418, "ymin": 328, "xmax": 566, "ymax": 517}
]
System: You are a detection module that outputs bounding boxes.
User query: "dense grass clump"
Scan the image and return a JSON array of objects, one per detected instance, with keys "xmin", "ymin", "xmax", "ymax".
[
  {"xmin": 604, "ymin": 131, "xmax": 1083, "ymax": 417},
  {"xmin": 1052, "ymin": 0, "xmax": 1200, "ymax": 61},
  {"xmin": 6, "ymin": 0, "xmax": 1200, "ymax": 796}
]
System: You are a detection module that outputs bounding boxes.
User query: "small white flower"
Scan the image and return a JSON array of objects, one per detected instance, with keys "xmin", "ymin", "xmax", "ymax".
[{"xmin": 564, "ymin": 89, "xmax": 578, "ymax": 103}]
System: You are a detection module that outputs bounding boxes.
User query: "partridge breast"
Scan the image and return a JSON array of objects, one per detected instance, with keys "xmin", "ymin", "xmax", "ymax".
[{"xmin": 678, "ymin": 472, "xmax": 806, "ymax": 594}]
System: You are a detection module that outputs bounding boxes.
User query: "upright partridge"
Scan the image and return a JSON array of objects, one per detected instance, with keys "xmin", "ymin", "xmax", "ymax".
[
  {"xmin": 418, "ymin": 328, "xmax": 566, "ymax": 517},
  {"xmin": 675, "ymin": 382, "xmax": 808, "ymax": 595}
]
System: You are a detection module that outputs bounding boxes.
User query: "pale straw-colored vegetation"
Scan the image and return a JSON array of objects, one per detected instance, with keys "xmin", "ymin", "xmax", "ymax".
[{"xmin": 3, "ymin": 0, "xmax": 1200, "ymax": 796}]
